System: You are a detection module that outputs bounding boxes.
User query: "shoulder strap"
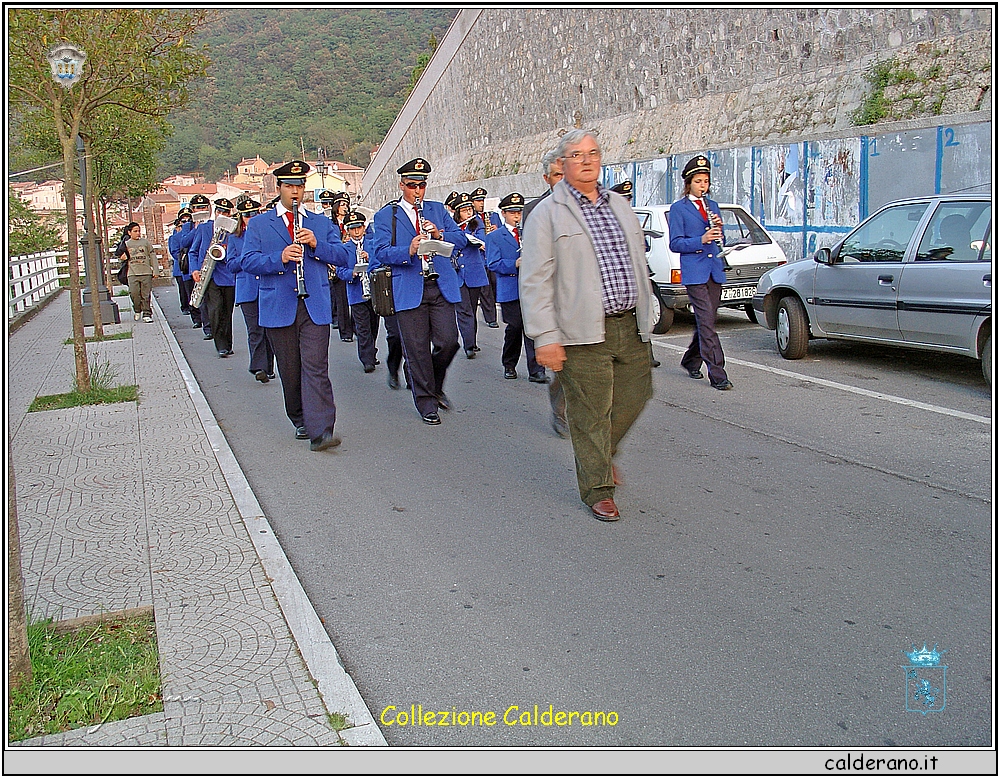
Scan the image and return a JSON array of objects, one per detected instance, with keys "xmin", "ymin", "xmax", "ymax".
[{"xmin": 391, "ymin": 203, "xmax": 398, "ymax": 247}]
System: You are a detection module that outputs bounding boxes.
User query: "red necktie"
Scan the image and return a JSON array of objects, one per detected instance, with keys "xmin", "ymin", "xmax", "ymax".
[
  {"xmin": 695, "ymin": 198, "xmax": 709, "ymax": 222},
  {"xmin": 285, "ymin": 212, "xmax": 295, "ymax": 242},
  {"xmin": 513, "ymin": 226, "xmax": 520, "ymax": 245}
]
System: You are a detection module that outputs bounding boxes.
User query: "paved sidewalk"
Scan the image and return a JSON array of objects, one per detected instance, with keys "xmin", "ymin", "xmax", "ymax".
[{"xmin": 8, "ymin": 289, "xmax": 385, "ymax": 747}]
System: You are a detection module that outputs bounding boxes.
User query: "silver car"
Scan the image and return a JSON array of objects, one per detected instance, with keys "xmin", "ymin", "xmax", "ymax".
[{"xmin": 752, "ymin": 194, "xmax": 993, "ymax": 384}]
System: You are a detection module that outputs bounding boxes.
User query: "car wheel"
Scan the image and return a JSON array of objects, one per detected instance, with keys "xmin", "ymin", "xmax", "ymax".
[
  {"xmin": 775, "ymin": 296, "xmax": 809, "ymax": 359},
  {"xmin": 983, "ymin": 332, "xmax": 992, "ymax": 385},
  {"xmin": 744, "ymin": 303, "xmax": 759, "ymax": 324},
  {"xmin": 651, "ymin": 284, "xmax": 673, "ymax": 334}
]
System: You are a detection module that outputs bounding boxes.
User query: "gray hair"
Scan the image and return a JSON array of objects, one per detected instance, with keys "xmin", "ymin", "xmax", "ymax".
[
  {"xmin": 555, "ymin": 129, "xmax": 599, "ymax": 160},
  {"xmin": 540, "ymin": 148, "xmax": 560, "ymax": 176}
]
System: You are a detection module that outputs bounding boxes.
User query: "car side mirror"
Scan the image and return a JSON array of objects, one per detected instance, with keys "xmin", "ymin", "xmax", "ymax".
[{"xmin": 814, "ymin": 247, "xmax": 833, "ymax": 264}]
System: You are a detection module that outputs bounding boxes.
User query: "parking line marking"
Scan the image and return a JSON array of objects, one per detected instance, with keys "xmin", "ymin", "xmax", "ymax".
[{"xmin": 651, "ymin": 340, "xmax": 992, "ymax": 425}]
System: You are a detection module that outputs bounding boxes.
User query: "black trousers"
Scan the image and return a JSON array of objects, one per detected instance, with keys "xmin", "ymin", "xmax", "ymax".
[
  {"xmin": 178, "ymin": 277, "xmax": 201, "ymax": 325},
  {"xmin": 456, "ymin": 284, "xmax": 487, "ymax": 351},
  {"xmin": 682, "ymin": 279, "xmax": 729, "ymax": 385},
  {"xmin": 175, "ymin": 275, "xmax": 191, "ymax": 313},
  {"xmin": 350, "ymin": 300, "xmax": 380, "ymax": 370},
  {"xmin": 479, "ymin": 271, "xmax": 498, "ymax": 324},
  {"xmin": 329, "ymin": 277, "xmax": 354, "ymax": 340},
  {"xmin": 266, "ymin": 299, "xmax": 337, "ymax": 440},
  {"xmin": 499, "ymin": 299, "xmax": 541, "ymax": 376},
  {"xmin": 205, "ymin": 280, "xmax": 236, "ymax": 353},
  {"xmin": 239, "ymin": 299, "xmax": 274, "ymax": 374},
  {"xmin": 383, "ymin": 314, "xmax": 405, "ymax": 380},
  {"xmin": 395, "ymin": 281, "xmax": 459, "ymax": 416}
]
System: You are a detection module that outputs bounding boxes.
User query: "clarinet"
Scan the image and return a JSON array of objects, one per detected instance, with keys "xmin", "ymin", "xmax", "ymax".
[
  {"xmin": 413, "ymin": 194, "xmax": 438, "ymax": 281},
  {"xmin": 355, "ymin": 239, "xmax": 371, "ymax": 301},
  {"xmin": 291, "ymin": 198, "xmax": 309, "ymax": 299},
  {"xmin": 701, "ymin": 195, "xmax": 731, "ymax": 271}
]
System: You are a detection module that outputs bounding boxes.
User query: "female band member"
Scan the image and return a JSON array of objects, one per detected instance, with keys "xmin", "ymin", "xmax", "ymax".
[{"xmin": 668, "ymin": 155, "xmax": 733, "ymax": 390}]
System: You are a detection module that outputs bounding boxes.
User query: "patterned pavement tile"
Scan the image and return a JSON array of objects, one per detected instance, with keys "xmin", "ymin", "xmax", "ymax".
[{"xmin": 163, "ymin": 701, "xmax": 340, "ymax": 747}]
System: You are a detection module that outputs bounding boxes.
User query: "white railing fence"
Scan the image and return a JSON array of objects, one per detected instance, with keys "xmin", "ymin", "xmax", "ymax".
[{"xmin": 8, "ymin": 250, "xmax": 62, "ymax": 318}]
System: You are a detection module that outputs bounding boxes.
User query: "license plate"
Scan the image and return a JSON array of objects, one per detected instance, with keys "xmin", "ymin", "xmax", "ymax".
[{"xmin": 721, "ymin": 285, "xmax": 756, "ymax": 301}]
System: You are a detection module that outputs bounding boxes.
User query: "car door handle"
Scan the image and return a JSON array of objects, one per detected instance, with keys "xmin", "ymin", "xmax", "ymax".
[
  {"xmin": 984, "ymin": 273, "xmax": 991, "ymax": 287},
  {"xmin": 878, "ymin": 274, "xmax": 894, "ymax": 284}
]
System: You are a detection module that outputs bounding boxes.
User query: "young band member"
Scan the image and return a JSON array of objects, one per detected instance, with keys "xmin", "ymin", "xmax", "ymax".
[
  {"xmin": 668, "ymin": 155, "xmax": 732, "ymax": 390},
  {"xmin": 240, "ymin": 160, "xmax": 352, "ymax": 451},
  {"xmin": 337, "ymin": 210, "xmax": 381, "ymax": 373},
  {"xmin": 486, "ymin": 192, "xmax": 546, "ymax": 383},
  {"xmin": 179, "ymin": 194, "xmax": 212, "ymax": 335},
  {"xmin": 192, "ymin": 196, "xmax": 238, "ymax": 358},
  {"xmin": 168, "ymin": 208, "xmax": 194, "ymax": 316},
  {"xmin": 469, "ymin": 187, "xmax": 500, "ymax": 328},
  {"xmin": 371, "ymin": 157, "xmax": 469, "ymax": 425},
  {"xmin": 450, "ymin": 192, "xmax": 490, "ymax": 359},
  {"xmin": 227, "ymin": 198, "xmax": 275, "ymax": 383},
  {"xmin": 328, "ymin": 192, "xmax": 354, "ymax": 343}
]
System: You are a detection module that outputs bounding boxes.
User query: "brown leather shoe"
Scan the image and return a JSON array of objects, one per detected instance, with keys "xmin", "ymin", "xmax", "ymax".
[
  {"xmin": 612, "ymin": 464, "xmax": 623, "ymax": 486},
  {"xmin": 591, "ymin": 498, "xmax": 620, "ymax": 522}
]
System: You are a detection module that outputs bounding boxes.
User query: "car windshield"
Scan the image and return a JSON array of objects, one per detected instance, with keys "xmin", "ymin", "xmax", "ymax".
[
  {"xmin": 839, "ymin": 203, "xmax": 928, "ymax": 263},
  {"xmin": 915, "ymin": 201, "xmax": 992, "ymax": 262},
  {"xmin": 720, "ymin": 208, "xmax": 770, "ymax": 245}
]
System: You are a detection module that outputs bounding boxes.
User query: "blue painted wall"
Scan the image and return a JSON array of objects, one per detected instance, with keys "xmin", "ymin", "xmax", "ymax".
[{"xmin": 601, "ymin": 120, "xmax": 992, "ymax": 260}]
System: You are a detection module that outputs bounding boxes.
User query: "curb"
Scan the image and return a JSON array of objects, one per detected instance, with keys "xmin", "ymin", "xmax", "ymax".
[{"xmin": 151, "ymin": 294, "xmax": 387, "ymax": 747}]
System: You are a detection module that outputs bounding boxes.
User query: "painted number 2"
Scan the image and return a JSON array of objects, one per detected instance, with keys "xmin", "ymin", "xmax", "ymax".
[{"xmin": 943, "ymin": 127, "xmax": 960, "ymax": 147}]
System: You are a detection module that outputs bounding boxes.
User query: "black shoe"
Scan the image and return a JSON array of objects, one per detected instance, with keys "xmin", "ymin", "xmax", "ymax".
[
  {"xmin": 686, "ymin": 368, "xmax": 704, "ymax": 380},
  {"xmin": 387, "ymin": 374, "xmax": 400, "ymax": 390},
  {"xmin": 309, "ymin": 431, "xmax": 342, "ymax": 452},
  {"xmin": 375, "ymin": 359, "xmax": 381, "ymax": 365},
  {"xmin": 651, "ymin": 358, "xmax": 661, "ymax": 368},
  {"xmin": 465, "ymin": 349, "xmax": 476, "ymax": 359},
  {"xmin": 192, "ymin": 322, "xmax": 202, "ymax": 329},
  {"xmin": 529, "ymin": 372, "xmax": 550, "ymax": 384},
  {"xmin": 341, "ymin": 336, "xmax": 353, "ymax": 342},
  {"xmin": 204, "ymin": 333, "xmax": 214, "ymax": 340},
  {"xmin": 363, "ymin": 364, "xmax": 376, "ymax": 373},
  {"xmin": 436, "ymin": 393, "xmax": 451, "ymax": 411},
  {"xmin": 487, "ymin": 321, "xmax": 499, "ymax": 328},
  {"xmin": 295, "ymin": 426, "xmax": 309, "ymax": 440},
  {"xmin": 181, "ymin": 307, "xmax": 191, "ymax": 314},
  {"xmin": 218, "ymin": 350, "xmax": 229, "ymax": 358},
  {"xmin": 266, "ymin": 372, "xmax": 276, "ymax": 380},
  {"xmin": 255, "ymin": 370, "xmax": 269, "ymax": 383},
  {"xmin": 504, "ymin": 368, "xmax": 517, "ymax": 379},
  {"xmin": 225, "ymin": 349, "xmax": 234, "ymax": 355},
  {"xmin": 472, "ymin": 345, "xmax": 481, "ymax": 352},
  {"xmin": 711, "ymin": 379, "xmax": 734, "ymax": 391},
  {"xmin": 421, "ymin": 412, "xmax": 441, "ymax": 425}
]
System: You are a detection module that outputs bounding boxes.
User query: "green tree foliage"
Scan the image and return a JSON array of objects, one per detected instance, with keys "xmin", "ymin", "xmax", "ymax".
[
  {"xmin": 8, "ymin": 187, "xmax": 63, "ymax": 256},
  {"xmin": 159, "ymin": 9, "xmax": 457, "ymax": 178}
]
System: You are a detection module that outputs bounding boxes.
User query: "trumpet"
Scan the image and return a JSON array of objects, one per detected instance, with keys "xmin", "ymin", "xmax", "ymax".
[
  {"xmin": 413, "ymin": 194, "xmax": 438, "ymax": 281},
  {"xmin": 291, "ymin": 198, "xmax": 309, "ymax": 299},
  {"xmin": 189, "ymin": 214, "xmax": 237, "ymax": 309}
]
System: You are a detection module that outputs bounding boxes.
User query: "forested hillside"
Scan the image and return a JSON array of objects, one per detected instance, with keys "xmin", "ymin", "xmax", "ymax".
[{"xmin": 157, "ymin": 8, "xmax": 457, "ymax": 179}]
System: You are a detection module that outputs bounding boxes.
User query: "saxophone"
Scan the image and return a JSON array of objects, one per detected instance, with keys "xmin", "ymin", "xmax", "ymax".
[{"xmin": 189, "ymin": 215, "xmax": 238, "ymax": 309}]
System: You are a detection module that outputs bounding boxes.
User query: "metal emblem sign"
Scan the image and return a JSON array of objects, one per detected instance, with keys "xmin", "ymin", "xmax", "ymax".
[
  {"xmin": 47, "ymin": 44, "xmax": 87, "ymax": 88},
  {"xmin": 902, "ymin": 643, "xmax": 946, "ymax": 714}
]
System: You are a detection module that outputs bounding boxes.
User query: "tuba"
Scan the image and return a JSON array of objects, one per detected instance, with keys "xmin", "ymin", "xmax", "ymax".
[{"xmin": 189, "ymin": 215, "xmax": 238, "ymax": 309}]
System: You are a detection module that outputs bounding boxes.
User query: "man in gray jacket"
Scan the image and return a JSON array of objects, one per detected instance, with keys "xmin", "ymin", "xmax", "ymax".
[{"xmin": 520, "ymin": 129, "xmax": 654, "ymax": 522}]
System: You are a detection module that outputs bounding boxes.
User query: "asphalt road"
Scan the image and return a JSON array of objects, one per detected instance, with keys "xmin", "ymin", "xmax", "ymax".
[{"xmin": 155, "ymin": 287, "xmax": 992, "ymax": 748}]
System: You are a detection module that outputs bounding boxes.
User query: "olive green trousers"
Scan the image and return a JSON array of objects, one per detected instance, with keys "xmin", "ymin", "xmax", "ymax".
[{"xmin": 558, "ymin": 310, "xmax": 653, "ymax": 507}]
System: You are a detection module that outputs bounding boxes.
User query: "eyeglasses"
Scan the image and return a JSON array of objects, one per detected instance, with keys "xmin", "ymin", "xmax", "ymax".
[
  {"xmin": 563, "ymin": 149, "xmax": 601, "ymax": 163},
  {"xmin": 403, "ymin": 181, "xmax": 428, "ymax": 190}
]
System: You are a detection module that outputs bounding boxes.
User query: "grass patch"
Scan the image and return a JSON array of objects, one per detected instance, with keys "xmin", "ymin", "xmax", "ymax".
[
  {"xmin": 8, "ymin": 615, "xmax": 162, "ymax": 742},
  {"xmin": 63, "ymin": 331, "xmax": 133, "ymax": 345},
  {"xmin": 327, "ymin": 712, "xmax": 351, "ymax": 731},
  {"xmin": 28, "ymin": 356, "xmax": 138, "ymax": 412},
  {"xmin": 115, "ymin": 289, "xmax": 130, "ymax": 297}
]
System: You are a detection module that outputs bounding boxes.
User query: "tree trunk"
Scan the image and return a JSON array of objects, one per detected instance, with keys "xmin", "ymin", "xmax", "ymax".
[
  {"xmin": 62, "ymin": 136, "xmax": 91, "ymax": 393},
  {"xmin": 8, "ymin": 439, "xmax": 32, "ymax": 696},
  {"xmin": 81, "ymin": 137, "xmax": 103, "ymax": 338},
  {"xmin": 99, "ymin": 198, "xmax": 114, "ymax": 290}
]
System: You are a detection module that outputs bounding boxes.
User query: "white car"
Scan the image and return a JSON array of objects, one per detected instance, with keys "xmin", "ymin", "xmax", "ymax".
[{"xmin": 634, "ymin": 204, "xmax": 787, "ymax": 333}]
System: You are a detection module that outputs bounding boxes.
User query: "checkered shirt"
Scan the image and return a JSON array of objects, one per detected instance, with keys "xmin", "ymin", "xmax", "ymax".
[{"xmin": 567, "ymin": 182, "xmax": 638, "ymax": 315}]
